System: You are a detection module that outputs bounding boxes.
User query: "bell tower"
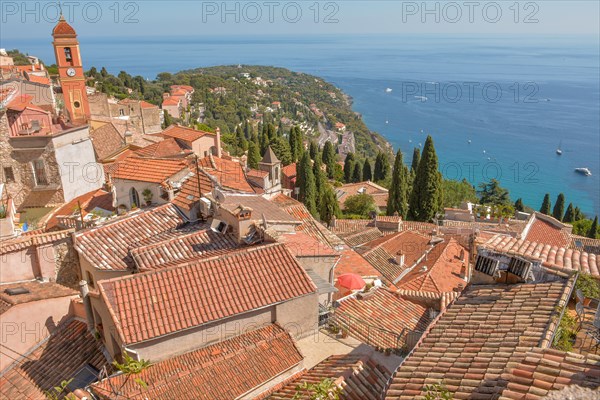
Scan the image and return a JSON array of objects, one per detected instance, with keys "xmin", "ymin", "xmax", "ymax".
[{"xmin": 52, "ymin": 14, "xmax": 90, "ymax": 124}]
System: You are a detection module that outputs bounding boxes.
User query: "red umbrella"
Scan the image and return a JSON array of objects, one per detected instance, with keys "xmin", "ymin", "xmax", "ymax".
[{"xmin": 337, "ymin": 273, "xmax": 366, "ymax": 290}]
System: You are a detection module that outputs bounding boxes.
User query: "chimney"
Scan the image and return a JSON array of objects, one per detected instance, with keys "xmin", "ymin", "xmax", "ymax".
[
  {"xmin": 395, "ymin": 252, "xmax": 405, "ymax": 266},
  {"xmin": 124, "ymin": 130, "xmax": 133, "ymax": 144},
  {"xmin": 460, "ymin": 249, "xmax": 465, "ymax": 262},
  {"xmin": 460, "ymin": 263, "xmax": 468, "ymax": 280},
  {"xmin": 215, "ymin": 127, "xmax": 222, "ymax": 157},
  {"xmin": 79, "ymin": 280, "xmax": 95, "ymax": 332},
  {"xmin": 330, "ymin": 215, "xmax": 337, "ymax": 228}
]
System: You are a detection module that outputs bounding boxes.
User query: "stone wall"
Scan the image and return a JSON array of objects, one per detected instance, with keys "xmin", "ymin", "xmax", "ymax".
[{"xmin": 53, "ymin": 236, "xmax": 81, "ymax": 289}]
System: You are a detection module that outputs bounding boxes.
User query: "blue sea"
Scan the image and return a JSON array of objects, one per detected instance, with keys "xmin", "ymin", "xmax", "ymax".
[{"xmin": 9, "ymin": 34, "xmax": 600, "ymax": 216}]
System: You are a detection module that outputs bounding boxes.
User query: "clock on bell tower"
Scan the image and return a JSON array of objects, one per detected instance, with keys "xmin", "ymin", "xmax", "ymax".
[{"xmin": 52, "ymin": 14, "xmax": 90, "ymax": 124}]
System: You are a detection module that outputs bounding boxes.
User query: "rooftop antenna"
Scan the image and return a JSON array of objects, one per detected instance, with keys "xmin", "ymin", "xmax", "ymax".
[{"xmin": 58, "ymin": 1, "xmax": 64, "ymax": 19}]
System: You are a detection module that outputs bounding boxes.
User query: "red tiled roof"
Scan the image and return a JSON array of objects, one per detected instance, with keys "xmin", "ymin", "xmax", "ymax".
[
  {"xmin": 396, "ymin": 238, "xmax": 468, "ymax": 294},
  {"xmin": 525, "ymin": 215, "xmax": 571, "ymax": 247},
  {"xmin": 281, "ymin": 163, "xmax": 297, "ymax": 178},
  {"xmin": 385, "ymin": 279, "xmax": 573, "ymax": 399},
  {"xmin": 90, "ymin": 324, "xmax": 302, "ymax": 400},
  {"xmin": 483, "ymin": 234, "xmax": 600, "ymax": 277},
  {"xmin": 52, "ymin": 17, "xmax": 77, "ymax": 37},
  {"xmin": 335, "ymin": 246, "xmax": 383, "ymax": 280},
  {"xmin": 134, "ymin": 137, "xmax": 191, "ymax": 158},
  {"xmin": 0, "ymin": 229, "xmax": 73, "ymax": 256},
  {"xmin": 199, "ymin": 155, "xmax": 255, "ymax": 192},
  {"xmin": 247, "ymin": 168, "xmax": 270, "ymax": 178},
  {"xmin": 360, "ymin": 231, "xmax": 432, "ymax": 284},
  {"xmin": 278, "ymin": 231, "xmax": 338, "ymax": 258},
  {"xmin": 336, "ymin": 181, "xmax": 388, "ymax": 209},
  {"xmin": 98, "ymin": 243, "xmax": 317, "ymax": 344},
  {"xmin": 90, "ymin": 122, "xmax": 126, "ymax": 161},
  {"xmin": 401, "ymin": 221, "xmax": 437, "ymax": 234},
  {"xmin": 162, "ymin": 96, "xmax": 181, "ymax": 106},
  {"xmin": 333, "ymin": 289, "xmax": 431, "ymax": 350},
  {"xmin": 74, "ymin": 204, "xmax": 187, "ymax": 271},
  {"xmin": 0, "ymin": 319, "xmax": 109, "ymax": 399},
  {"xmin": 0, "ymin": 281, "xmax": 76, "ymax": 315},
  {"xmin": 220, "ymin": 194, "xmax": 299, "ymax": 224},
  {"xmin": 171, "ymin": 85, "xmax": 194, "ymax": 92},
  {"xmin": 161, "ymin": 125, "xmax": 215, "ymax": 142},
  {"xmin": 340, "ymin": 227, "xmax": 383, "ymax": 248},
  {"xmin": 570, "ymin": 234, "xmax": 600, "ymax": 254},
  {"xmin": 108, "ymin": 156, "xmax": 189, "ymax": 183},
  {"xmin": 330, "ymin": 219, "xmax": 373, "ymax": 236},
  {"xmin": 493, "ymin": 347, "xmax": 600, "ymax": 399},
  {"xmin": 26, "ymin": 75, "xmax": 51, "ymax": 85},
  {"xmin": 139, "ymin": 100, "xmax": 158, "ymax": 109},
  {"xmin": 6, "ymin": 94, "xmax": 47, "ymax": 113},
  {"xmin": 45, "ymin": 189, "xmax": 114, "ymax": 230},
  {"xmin": 171, "ymin": 173, "xmax": 214, "ymax": 211},
  {"xmin": 130, "ymin": 225, "xmax": 241, "ymax": 271},
  {"xmin": 268, "ymin": 354, "xmax": 392, "ymax": 400}
]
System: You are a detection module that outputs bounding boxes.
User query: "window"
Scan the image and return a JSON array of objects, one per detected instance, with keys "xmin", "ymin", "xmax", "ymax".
[
  {"xmin": 32, "ymin": 159, "xmax": 48, "ymax": 186},
  {"xmin": 64, "ymin": 47, "xmax": 72, "ymax": 62},
  {"xmin": 129, "ymin": 187, "xmax": 140, "ymax": 208},
  {"xmin": 3, "ymin": 167, "xmax": 15, "ymax": 183},
  {"xmin": 119, "ymin": 109, "xmax": 125, "ymax": 116}
]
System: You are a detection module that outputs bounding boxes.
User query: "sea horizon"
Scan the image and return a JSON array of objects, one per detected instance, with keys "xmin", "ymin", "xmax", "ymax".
[{"xmin": 5, "ymin": 33, "xmax": 599, "ymax": 216}]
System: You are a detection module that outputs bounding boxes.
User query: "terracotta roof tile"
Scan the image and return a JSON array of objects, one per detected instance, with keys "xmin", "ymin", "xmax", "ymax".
[
  {"xmin": 74, "ymin": 204, "xmax": 187, "ymax": 271},
  {"xmin": 134, "ymin": 137, "xmax": 191, "ymax": 158},
  {"xmin": 570, "ymin": 235, "xmax": 600, "ymax": 255},
  {"xmin": 335, "ymin": 247, "xmax": 383, "ymax": 280},
  {"xmin": 268, "ymin": 353, "xmax": 392, "ymax": 400},
  {"xmin": 0, "ymin": 281, "xmax": 77, "ymax": 315},
  {"xmin": 108, "ymin": 156, "xmax": 189, "ymax": 183},
  {"xmin": 340, "ymin": 227, "xmax": 383, "ymax": 248},
  {"xmin": 384, "ymin": 279, "xmax": 573, "ymax": 399},
  {"xmin": 483, "ymin": 234, "xmax": 600, "ymax": 277},
  {"xmin": 98, "ymin": 243, "xmax": 316, "ymax": 344},
  {"xmin": 171, "ymin": 173, "xmax": 214, "ymax": 211},
  {"xmin": 278, "ymin": 231, "xmax": 338, "ymax": 258},
  {"xmin": 0, "ymin": 319, "xmax": 109, "ymax": 399},
  {"xmin": 89, "ymin": 123, "xmax": 125, "ymax": 161},
  {"xmin": 161, "ymin": 125, "xmax": 215, "ymax": 142},
  {"xmin": 0, "ymin": 230, "xmax": 73, "ymax": 256},
  {"xmin": 333, "ymin": 289, "xmax": 431, "ymax": 350},
  {"xmin": 45, "ymin": 189, "xmax": 114, "ymax": 230},
  {"xmin": 90, "ymin": 324, "xmax": 301, "ymax": 400},
  {"xmin": 281, "ymin": 163, "xmax": 297, "ymax": 178},
  {"xmin": 220, "ymin": 194, "xmax": 299, "ymax": 224},
  {"xmin": 198, "ymin": 155, "xmax": 255, "ymax": 192},
  {"xmin": 524, "ymin": 214, "xmax": 571, "ymax": 247}
]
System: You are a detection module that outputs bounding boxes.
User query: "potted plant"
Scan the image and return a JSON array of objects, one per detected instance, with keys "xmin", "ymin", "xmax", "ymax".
[{"xmin": 142, "ymin": 189, "xmax": 153, "ymax": 206}]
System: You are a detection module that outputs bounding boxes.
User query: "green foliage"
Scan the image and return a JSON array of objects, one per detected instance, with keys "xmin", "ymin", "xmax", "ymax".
[
  {"xmin": 288, "ymin": 126, "xmax": 304, "ymax": 163},
  {"xmin": 162, "ymin": 110, "xmax": 173, "ymax": 129},
  {"xmin": 351, "ymin": 161, "xmax": 362, "ymax": 183},
  {"xmin": 247, "ymin": 141, "xmax": 261, "ymax": 169},
  {"xmin": 588, "ymin": 216, "xmax": 598, "ymax": 239},
  {"xmin": 553, "ymin": 311, "xmax": 577, "ymax": 352},
  {"xmin": 514, "ymin": 198, "xmax": 525, "ymax": 212},
  {"xmin": 344, "ymin": 193, "xmax": 377, "ymax": 217},
  {"xmin": 576, "ymin": 273, "xmax": 600, "ymax": 299},
  {"xmin": 44, "ymin": 379, "xmax": 75, "ymax": 400},
  {"xmin": 6, "ymin": 49, "xmax": 35, "ymax": 65},
  {"xmin": 572, "ymin": 218, "xmax": 593, "ymax": 237},
  {"xmin": 322, "ymin": 141, "xmax": 337, "ymax": 179},
  {"xmin": 563, "ymin": 203, "xmax": 575, "ymax": 223},
  {"xmin": 343, "ymin": 152, "xmax": 355, "ymax": 183},
  {"xmin": 113, "ymin": 353, "xmax": 150, "ymax": 375},
  {"xmin": 477, "ymin": 179, "xmax": 510, "ymax": 206},
  {"xmin": 423, "ymin": 381, "xmax": 453, "ymax": 400},
  {"xmin": 540, "ymin": 193, "xmax": 552, "ymax": 215},
  {"xmin": 320, "ymin": 184, "xmax": 342, "ymax": 224},
  {"xmin": 362, "ymin": 159, "xmax": 373, "ymax": 181},
  {"xmin": 269, "ymin": 136, "xmax": 293, "ymax": 166},
  {"xmin": 408, "ymin": 136, "xmax": 443, "ymax": 222},
  {"xmin": 443, "ymin": 179, "xmax": 477, "ymax": 209},
  {"xmin": 293, "ymin": 378, "xmax": 342, "ymax": 400},
  {"xmin": 387, "ymin": 149, "xmax": 409, "ymax": 218},
  {"xmin": 297, "ymin": 152, "xmax": 318, "ymax": 217},
  {"xmin": 411, "ymin": 147, "xmax": 421, "ymax": 173},
  {"xmin": 553, "ymin": 193, "xmax": 566, "ymax": 221},
  {"xmin": 142, "ymin": 189, "xmax": 153, "ymax": 204},
  {"xmin": 374, "ymin": 151, "xmax": 390, "ymax": 183}
]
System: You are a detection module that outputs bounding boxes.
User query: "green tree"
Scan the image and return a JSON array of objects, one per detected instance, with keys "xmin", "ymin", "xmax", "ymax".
[
  {"xmin": 478, "ymin": 179, "xmax": 511, "ymax": 206},
  {"xmin": 344, "ymin": 193, "xmax": 377, "ymax": 217},
  {"xmin": 313, "ymin": 152, "xmax": 326, "ymax": 208},
  {"xmin": 309, "ymin": 141, "xmax": 319, "ymax": 160},
  {"xmin": 247, "ymin": 141, "xmax": 261, "ymax": 169},
  {"xmin": 288, "ymin": 126, "xmax": 303, "ymax": 163},
  {"xmin": 443, "ymin": 179, "xmax": 477, "ymax": 209},
  {"xmin": 387, "ymin": 150, "xmax": 409, "ymax": 218},
  {"xmin": 540, "ymin": 193, "xmax": 552, "ymax": 215},
  {"xmin": 411, "ymin": 147, "xmax": 421, "ymax": 174},
  {"xmin": 352, "ymin": 161, "xmax": 362, "ymax": 183},
  {"xmin": 374, "ymin": 151, "xmax": 390, "ymax": 182},
  {"xmin": 343, "ymin": 152, "xmax": 355, "ymax": 183},
  {"xmin": 319, "ymin": 184, "xmax": 341, "ymax": 224},
  {"xmin": 269, "ymin": 136, "xmax": 292, "ymax": 166},
  {"xmin": 293, "ymin": 378, "xmax": 341, "ymax": 400},
  {"xmin": 553, "ymin": 193, "xmax": 566, "ymax": 221},
  {"xmin": 563, "ymin": 203, "xmax": 575, "ymax": 223},
  {"xmin": 362, "ymin": 159, "xmax": 373, "ymax": 181},
  {"xmin": 322, "ymin": 141, "xmax": 337, "ymax": 179},
  {"xmin": 588, "ymin": 216, "xmax": 599, "ymax": 239},
  {"xmin": 408, "ymin": 136, "xmax": 443, "ymax": 222},
  {"xmin": 297, "ymin": 152, "xmax": 318, "ymax": 217},
  {"xmin": 162, "ymin": 110, "xmax": 173, "ymax": 129},
  {"xmin": 514, "ymin": 198, "xmax": 525, "ymax": 212}
]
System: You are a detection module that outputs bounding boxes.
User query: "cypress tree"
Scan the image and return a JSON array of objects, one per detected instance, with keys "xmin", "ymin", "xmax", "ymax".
[
  {"xmin": 319, "ymin": 183, "xmax": 341, "ymax": 224},
  {"xmin": 540, "ymin": 194, "xmax": 551, "ymax": 215},
  {"xmin": 374, "ymin": 151, "xmax": 389, "ymax": 182},
  {"xmin": 588, "ymin": 216, "xmax": 598, "ymax": 239},
  {"xmin": 362, "ymin": 159, "xmax": 373, "ymax": 181},
  {"xmin": 408, "ymin": 135, "xmax": 443, "ymax": 222},
  {"xmin": 514, "ymin": 198, "xmax": 524, "ymax": 212},
  {"xmin": 343, "ymin": 152, "xmax": 355, "ymax": 183},
  {"xmin": 322, "ymin": 141, "xmax": 336, "ymax": 179},
  {"xmin": 247, "ymin": 141, "xmax": 261, "ymax": 169},
  {"xmin": 411, "ymin": 147, "xmax": 421, "ymax": 173},
  {"xmin": 313, "ymin": 152, "xmax": 326, "ymax": 208},
  {"xmin": 352, "ymin": 161, "xmax": 362, "ymax": 183},
  {"xmin": 309, "ymin": 141, "xmax": 319, "ymax": 160},
  {"xmin": 387, "ymin": 149, "xmax": 409, "ymax": 218},
  {"xmin": 563, "ymin": 203, "xmax": 575, "ymax": 223},
  {"xmin": 297, "ymin": 152, "xmax": 317, "ymax": 217},
  {"xmin": 269, "ymin": 136, "xmax": 292, "ymax": 166},
  {"xmin": 552, "ymin": 193, "xmax": 566, "ymax": 221}
]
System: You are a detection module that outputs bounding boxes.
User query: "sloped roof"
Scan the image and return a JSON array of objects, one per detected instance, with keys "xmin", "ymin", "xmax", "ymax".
[
  {"xmin": 89, "ymin": 123, "xmax": 125, "ymax": 161},
  {"xmin": 268, "ymin": 354, "xmax": 392, "ymax": 400},
  {"xmin": 220, "ymin": 194, "xmax": 299, "ymax": 224},
  {"xmin": 45, "ymin": 189, "xmax": 114, "ymax": 230},
  {"xmin": 333, "ymin": 289, "xmax": 431, "ymax": 350},
  {"xmin": 524, "ymin": 213, "xmax": 571, "ymax": 247},
  {"xmin": 52, "ymin": 15, "xmax": 76, "ymax": 37},
  {"xmin": 483, "ymin": 234, "xmax": 600, "ymax": 277},
  {"xmin": 171, "ymin": 173, "xmax": 214, "ymax": 211},
  {"xmin": 199, "ymin": 155, "xmax": 255, "ymax": 192},
  {"xmin": 90, "ymin": 324, "xmax": 302, "ymax": 400},
  {"xmin": 281, "ymin": 163, "xmax": 297, "ymax": 178},
  {"xmin": 261, "ymin": 146, "xmax": 280, "ymax": 164},
  {"xmin": 384, "ymin": 278, "xmax": 574, "ymax": 399},
  {"xmin": 341, "ymin": 227, "xmax": 383, "ymax": 248},
  {"xmin": 0, "ymin": 229, "xmax": 73, "ymax": 256},
  {"xmin": 570, "ymin": 235, "xmax": 600, "ymax": 255},
  {"xmin": 0, "ymin": 281, "xmax": 76, "ymax": 315},
  {"xmin": 98, "ymin": 243, "xmax": 317, "ymax": 344},
  {"xmin": 134, "ymin": 137, "xmax": 191, "ymax": 158},
  {"xmin": 161, "ymin": 125, "xmax": 215, "ymax": 142},
  {"xmin": 108, "ymin": 156, "xmax": 189, "ymax": 183},
  {"xmin": 74, "ymin": 204, "xmax": 187, "ymax": 271},
  {"xmin": 278, "ymin": 231, "xmax": 338, "ymax": 258},
  {"xmin": 0, "ymin": 319, "xmax": 109, "ymax": 399},
  {"xmin": 129, "ymin": 225, "xmax": 241, "ymax": 271}
]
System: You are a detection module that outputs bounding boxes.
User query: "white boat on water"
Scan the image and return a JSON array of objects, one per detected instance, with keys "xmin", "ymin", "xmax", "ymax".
[
  {"xmin": 556, "ymin": 140, "xmax": 562, "ymax": 155},
  {"xmin": 575, "ymin": 167, "xmax": 592, "ymax": 176},
  {"xmin": 386, "ymin": 88, "xmax": 393, "ymax": 93}
]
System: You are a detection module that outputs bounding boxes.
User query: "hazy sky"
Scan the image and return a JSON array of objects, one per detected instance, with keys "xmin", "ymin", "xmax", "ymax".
[{"xmin": 1, "ymin": 0, "xmax": 599, "ymax": 40}]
